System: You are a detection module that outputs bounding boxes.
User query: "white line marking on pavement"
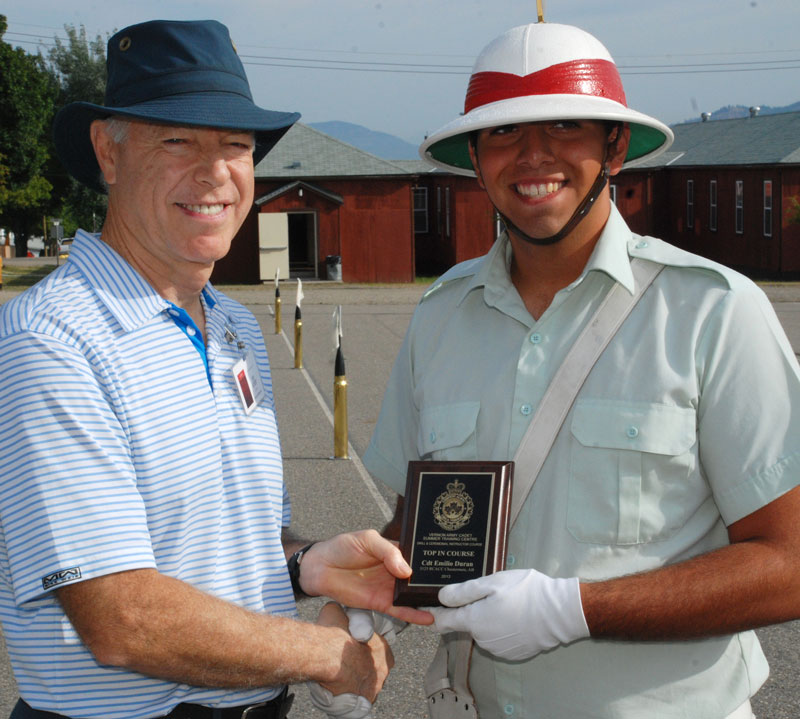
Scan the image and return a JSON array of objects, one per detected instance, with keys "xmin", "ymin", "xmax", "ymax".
[{"xmin": 274, "ymin": 319, "xmax": 394, "ymax": 522}]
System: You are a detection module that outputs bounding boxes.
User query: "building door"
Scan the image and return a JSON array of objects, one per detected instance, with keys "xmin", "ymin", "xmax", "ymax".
[
  {"xmin": 288, "ymin": 212, "xmax": 318, "ymax": 278},
  {"xmin": 258, "ymin": 213, "xmax": 289, "ymax": 282}
]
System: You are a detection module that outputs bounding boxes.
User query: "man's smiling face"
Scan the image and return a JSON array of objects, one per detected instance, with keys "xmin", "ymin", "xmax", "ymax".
[
  {"xmin": 470, "ymin": 119, "xmax": 627, "ymax": 246},
  {"xmin": 95, "ymin": 119, "xmax": 255, "ymax": 279}
]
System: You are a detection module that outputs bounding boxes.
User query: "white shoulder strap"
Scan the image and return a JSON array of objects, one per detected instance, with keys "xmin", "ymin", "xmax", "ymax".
[
  {"xmin": 510, "ymin": 257, "xmax": 664, "ymax": 526},
  {"xmin": 425, "ymin": 257, "xmax": 664, "ymax": 719}
]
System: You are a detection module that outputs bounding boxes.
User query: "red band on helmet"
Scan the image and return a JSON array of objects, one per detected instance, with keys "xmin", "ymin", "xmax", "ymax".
[{"xmin": 464, "ymin": 59, "xmax": 627, "ymax": 114}]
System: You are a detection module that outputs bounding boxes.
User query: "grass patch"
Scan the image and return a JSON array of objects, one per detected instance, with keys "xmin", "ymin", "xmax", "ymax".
[{"xmin": 1, "ymin": 263, "xmax": 57, "ymax": 288}]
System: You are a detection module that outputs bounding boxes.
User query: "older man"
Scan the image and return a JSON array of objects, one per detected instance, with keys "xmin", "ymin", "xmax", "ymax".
[
  {"xmin": 365, "ymin": 22, "xmax": 800, "ymax": 719},
  {"xmin": 0, "ymin": 19, "xmax": 427, "ymax": 719}
]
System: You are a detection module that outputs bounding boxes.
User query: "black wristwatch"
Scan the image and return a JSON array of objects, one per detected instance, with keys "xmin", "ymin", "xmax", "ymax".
[{"xmin": 287, "ymin": 543, "xmax": 316, "ymax": 596}]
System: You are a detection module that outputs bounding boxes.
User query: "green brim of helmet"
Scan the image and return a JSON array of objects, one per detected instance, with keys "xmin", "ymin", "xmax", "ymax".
[{"xmin": 425, "ymin": 122, "xmax": 669, "ymax": 175}]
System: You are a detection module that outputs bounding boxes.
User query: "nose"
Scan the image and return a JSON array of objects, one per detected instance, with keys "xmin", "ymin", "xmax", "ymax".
[
  {"xmin": 516, "ymin": 125, "xmax": 553, "ymax": 168},
  {"xmin": 195, "ymin": 152, "xmax": 231, "ymax": 187}
]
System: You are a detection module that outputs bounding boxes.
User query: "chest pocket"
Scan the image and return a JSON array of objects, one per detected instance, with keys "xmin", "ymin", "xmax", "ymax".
[
  {"xmin": 567, "ymin": 399, "xmax": 704, "ymax": 545},
  {"xmin": 417, "ymin": 401, "xmax": 480, "ymax": 461}
]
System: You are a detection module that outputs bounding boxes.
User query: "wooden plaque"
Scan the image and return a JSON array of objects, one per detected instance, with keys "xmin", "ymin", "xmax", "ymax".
[{"xmin": 394, "ymin": 460, "xmax": 513, "ymax": 607}]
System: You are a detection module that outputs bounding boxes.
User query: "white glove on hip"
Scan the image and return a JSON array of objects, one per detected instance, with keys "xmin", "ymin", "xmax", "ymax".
[
  {"xmin": 429, "ymin": 569, "xmax": 590, "ymax": 661},
  {"xmin": 308, "ymin": 608, "xmax": 406, "ymax": 718}
]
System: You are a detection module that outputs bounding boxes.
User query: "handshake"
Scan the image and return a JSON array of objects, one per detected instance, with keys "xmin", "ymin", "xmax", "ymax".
[
  {"xmin": 308, "ymin": 568, "xmax": 589, "ymax": 717},
  {"xmin": 308, "ymin": 605, "xmax": 408, "ymax": 718}
]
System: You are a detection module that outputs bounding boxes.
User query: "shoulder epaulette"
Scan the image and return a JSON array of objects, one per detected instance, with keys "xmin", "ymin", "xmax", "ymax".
[{"xmin": 421, "ymin": 255, "xmax": 485, "ymax": 302}]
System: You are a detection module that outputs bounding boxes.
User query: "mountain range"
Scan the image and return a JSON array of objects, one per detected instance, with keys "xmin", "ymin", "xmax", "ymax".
[{"xmin": 310, "ymin": 101, "xmax": 800, "ymax": 161}]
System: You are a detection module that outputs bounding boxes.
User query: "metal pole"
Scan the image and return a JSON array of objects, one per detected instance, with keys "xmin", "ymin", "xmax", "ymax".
[
  {"xmin": 294, "ymin": 306, "xmax": 303, "ymax": 369},
  {"xmin": 274, "ymin": 287, "xmax": 282, "ymax": 334},
  {"xmin": 333, "ymin": 345, "xmax": 349, "ymax": 459}
]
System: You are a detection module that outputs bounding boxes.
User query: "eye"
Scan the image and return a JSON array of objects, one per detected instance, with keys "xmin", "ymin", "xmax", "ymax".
[{"xmin": 489, "ymin": 124, "xmax": 519, "ymax": 136}]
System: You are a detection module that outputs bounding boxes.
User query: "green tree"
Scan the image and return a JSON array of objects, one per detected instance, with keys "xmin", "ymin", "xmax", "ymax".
[
  {"xmin": 0, "ymin": 15, "xmax": 56, "ymax": 255},
  {"xmin": 45, "ymin": 23, "xmax": 109, "ymax": 237}
]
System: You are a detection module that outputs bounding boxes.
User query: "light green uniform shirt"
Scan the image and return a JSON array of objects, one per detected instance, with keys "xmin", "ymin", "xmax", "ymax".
[{"xmin": 364, "ymin": 205, "xmax": 800, "ymax": 718}]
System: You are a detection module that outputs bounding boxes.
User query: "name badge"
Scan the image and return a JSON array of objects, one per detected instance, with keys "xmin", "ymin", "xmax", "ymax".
[{"xmin": 232, "ymin": 349, "xmax": 266, "ymax": 415}]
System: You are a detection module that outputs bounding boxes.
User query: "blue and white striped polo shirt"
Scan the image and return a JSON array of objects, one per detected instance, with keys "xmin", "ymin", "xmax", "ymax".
[{"xmin": 0, "ymin": 230, "xmax": 294, "ymax": 718}]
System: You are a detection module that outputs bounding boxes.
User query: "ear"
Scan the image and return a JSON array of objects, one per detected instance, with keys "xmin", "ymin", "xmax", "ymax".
[
  {"xmin": 467, "ymin": 140, "xmax": 486, "ymax": 189},
  {"xmin": 607, "ymin": 124, "xmax": 630, "ymax": 177},
  {"xmin": 90, "ymin": 119, "xmax": 119, "ymax": 187}
]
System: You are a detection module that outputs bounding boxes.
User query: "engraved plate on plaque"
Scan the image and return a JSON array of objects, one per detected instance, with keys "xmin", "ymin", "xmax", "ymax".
[{"xmin": 394, "ymin": 461, "xmax": 513, "ymax": 607}]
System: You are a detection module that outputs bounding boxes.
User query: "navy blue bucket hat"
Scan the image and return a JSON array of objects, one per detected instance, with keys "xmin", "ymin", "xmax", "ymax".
[{"xmin": 54, "ymin": 19, "xmax": 301, "ymax": 192}]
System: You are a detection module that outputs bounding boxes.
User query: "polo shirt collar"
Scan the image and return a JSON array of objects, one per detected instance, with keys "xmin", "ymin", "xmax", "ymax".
[{"xmin": 69, "ymin": 230, "xmax": 217, "ymax": 333}]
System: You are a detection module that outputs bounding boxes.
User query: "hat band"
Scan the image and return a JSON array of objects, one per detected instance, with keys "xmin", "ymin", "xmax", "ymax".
[
  {"xmin": 107, "ymin": 68, "xmax": 253, "ymax": 107},
  {"xmin": 464, "ymin": 59, "xmax": 627, "ymax": 114}
]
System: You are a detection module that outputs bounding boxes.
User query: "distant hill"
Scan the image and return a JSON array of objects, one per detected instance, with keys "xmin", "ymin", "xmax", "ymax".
[
  {"xmin": 679, "ymin": 101, "xmax": 800, "ymax": 124},
  {"xmin": 307, "ymin": 121, "xmax": 419, "ymax": 160}
]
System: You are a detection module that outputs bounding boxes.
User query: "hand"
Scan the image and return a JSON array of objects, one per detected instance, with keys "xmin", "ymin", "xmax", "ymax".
[
  {"xmin": 429, "ymin": 569, "xmax": 590, "ymax": 660},
  {"xmin": 308, "ymin": 603, "xmax": 392, "ymax": 718},
  {"xmin": 300, "ymin": 530, "xmax": 433, "ymax": 626},
  {"xmin": 346, "ymin": 607, "xmax": 407, "ymax": 646}
]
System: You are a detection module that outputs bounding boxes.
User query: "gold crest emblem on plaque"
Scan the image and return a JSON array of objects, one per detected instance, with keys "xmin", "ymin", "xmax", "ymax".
[{"xmin": 433, "ymin": 478, "xmax": 475, "ymax": 531}]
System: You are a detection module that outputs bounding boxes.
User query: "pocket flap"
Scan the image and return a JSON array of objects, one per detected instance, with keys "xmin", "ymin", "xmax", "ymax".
[
  {"xmin": 571, "ymin": 399, "xmax": 696, "ymax": 455},
  {"xmin": 418, "ymin": 401, "xmax": 480, "ymax": 455}
]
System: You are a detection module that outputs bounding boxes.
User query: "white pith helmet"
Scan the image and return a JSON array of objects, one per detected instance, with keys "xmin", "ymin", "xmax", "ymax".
[{"xmin": 420, "ymin": 23, "xmax": 674, "ymax": 176}]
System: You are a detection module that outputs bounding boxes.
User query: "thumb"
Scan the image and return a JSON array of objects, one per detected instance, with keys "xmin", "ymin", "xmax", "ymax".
[
  {"xmin": 438, "ymin": 575, "xmax": 495, "ymax": 608},
  {"xmin": 428, "ymin": 606, "xmax": 470, "ymax": 635},
  {"xmin": 346, "ymin": 608, "xmax": 375, "ymax": 642},
  {"xmin": 317, "ymin": 601, "xmax": 349, "ymax": 629}
]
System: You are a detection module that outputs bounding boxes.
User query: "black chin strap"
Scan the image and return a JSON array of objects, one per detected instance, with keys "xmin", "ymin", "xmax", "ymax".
[
  {"xmin": 499, "ymin": 162, "xmax": 610, "ymax": 246},
  {"xmin": 474, "ymin": 124, "xmax": 620, "ymax": 246}
]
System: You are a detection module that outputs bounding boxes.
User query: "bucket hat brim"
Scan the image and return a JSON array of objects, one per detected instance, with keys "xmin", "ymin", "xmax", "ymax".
[{"xmin": 54, "ymin": 94, "xmax": 300, "ymax": 193}]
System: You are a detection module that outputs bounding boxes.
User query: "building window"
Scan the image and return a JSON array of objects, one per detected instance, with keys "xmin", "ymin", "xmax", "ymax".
[
  {"xmin": 436, "ymin": 186, "xmax": 442, "ymax": 234},
  {"xmin": 686, "ymin": 180, "xmax": 694, "ymax": 229},
  {"xmin": 735, "ymin": 180, "xmax": 744, "ymax": 234},
  {"xmin": 445, "ymin": 187, "xmax": 451, "ymax": 238},
  {"xmin": 412, "ymin": 187, "xmax": 428, "ymax": 234},
  {"xmin": 763, "ymin": 180, "xmax": 773, "ymax": 237},
  {"xmin": 709, "ymin": 180, "xmax": 718, "ymax": 231},
  {"xmin": 610, "ymin": 184, "xmax": 617, "ymax": 205}
]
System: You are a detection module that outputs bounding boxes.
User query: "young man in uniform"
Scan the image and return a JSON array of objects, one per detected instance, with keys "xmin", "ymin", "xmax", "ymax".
[{"xmin": 364, "ymin": 22, "xmax": 800, "ymax": 719}]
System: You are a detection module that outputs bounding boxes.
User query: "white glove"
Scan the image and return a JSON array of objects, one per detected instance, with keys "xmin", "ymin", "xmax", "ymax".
[
  {"xmin": 308, "ymin": 608, "xmax": 406, "ymax": 718},
  {"xmin": 306, "ymin": 683, "xmax": 373, "ymax": 718},
  {"xmin": 429, "ymin": 569, "xmax": 590, "ymax": 661},
  {"xmin": 345, "ymin": 607, "xmax": 407, "ymax": 645}
]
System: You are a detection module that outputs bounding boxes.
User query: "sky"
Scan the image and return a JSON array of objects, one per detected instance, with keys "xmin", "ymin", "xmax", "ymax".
[{"xmin": 4, "ymin": 0, "xmax": 800, "ymax": 147}]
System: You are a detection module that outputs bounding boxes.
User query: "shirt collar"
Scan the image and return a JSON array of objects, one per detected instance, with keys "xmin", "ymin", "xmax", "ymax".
[
  {"xmin": 456, "ymin": 202, "xmax": 636, "ymax": 307},
  {"xmin": 69, "ymin": 229, "xmax": 217, "ymax": 333}
]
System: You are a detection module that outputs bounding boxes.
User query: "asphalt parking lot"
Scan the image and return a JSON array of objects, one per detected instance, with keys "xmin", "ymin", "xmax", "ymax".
[{"xmin": 0, "ymin": 277, "xmax": 798, "ymax": 717}]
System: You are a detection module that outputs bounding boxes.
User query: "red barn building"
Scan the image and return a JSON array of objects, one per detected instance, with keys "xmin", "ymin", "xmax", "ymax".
[
  {"xmin": 212, "ymin": 123, "xmax": 495, "ymax": 284},
  {"xmin": 213, "ymin": 111, "xmax": 800, "ymax": 284}
]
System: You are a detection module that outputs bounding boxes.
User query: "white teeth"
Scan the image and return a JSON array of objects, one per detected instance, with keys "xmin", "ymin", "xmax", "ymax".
[
  {"xmin": 182, "ymin": 203, "xmax": 225, "ymax": 215},
  {"xmin": 516, "ymin": 182, "xmax": 562, "ymax": 198}
]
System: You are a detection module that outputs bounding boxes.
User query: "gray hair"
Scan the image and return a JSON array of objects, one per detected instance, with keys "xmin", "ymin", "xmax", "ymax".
[{"xmin": 103, "ymin": 117, "xmax": 132, "ymax": 145}]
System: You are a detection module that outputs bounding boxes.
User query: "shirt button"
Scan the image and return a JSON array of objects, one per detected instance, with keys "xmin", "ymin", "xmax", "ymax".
[
  {"xmin": 520, "ymin": 404, "xmax": 532, "ymax": 416},
  {"xmin": 530, "ymin": 332, "xmax": 542, "ymax": 344},
  {"xmin": 186, "ymin": 326, "xmax": 196, "ymax": 337},
  {"xmin": 504, "ymin": 704, "xmax": 515, "ymax": 715},
  {"xmin": 507, "ymin": 554, "xmax": 516, "ymax": 567},
  {"xmin": 429, "ymin": 431, "xmax": 437, "ymax": 444},
  {"xmin": 168, "ymin": 309, "xmax": 180, "ymax": 317},
  {"xmin": 626, "ymin": 425, "xmax": 639, "ymax": 438},
  {"xmin": 635, "ymin": 241, "xmax": 649, "ymax": 249}
]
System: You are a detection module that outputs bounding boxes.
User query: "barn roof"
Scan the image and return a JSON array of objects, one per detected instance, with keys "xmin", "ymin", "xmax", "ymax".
[
  {"xmin": 632, "ymin": 110, "xmax": 800, "ymax": 169},
  {"xmin": 255, "ymin": 123, "xmax": 412, "ymax": 178}
]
